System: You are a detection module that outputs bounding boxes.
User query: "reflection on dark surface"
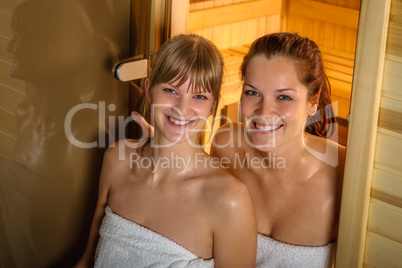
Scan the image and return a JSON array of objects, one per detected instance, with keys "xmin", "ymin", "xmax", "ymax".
[{"xmin": 0, "ymin": 0, "xmax": 128, "ymax": 267}]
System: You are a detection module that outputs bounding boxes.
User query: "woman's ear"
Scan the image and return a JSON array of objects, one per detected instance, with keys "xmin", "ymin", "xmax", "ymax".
[
  {"xmin": 211, "ymin": 95, "xmax": 221, "ymax": 115},
  {"xmin": 308, "ymin": 93, "xmax": 319, "ymax": 116},
  {"xmin": 144, "ymin": 78, "xmax": 150, "ymax": 96}
]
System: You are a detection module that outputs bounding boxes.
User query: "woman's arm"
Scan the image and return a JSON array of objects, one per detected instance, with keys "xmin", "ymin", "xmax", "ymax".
[
  {"xmin": 74, "ymin": 146, "xmax": 119, "ymax": 267},
  {"xmin": 212, "ymin": 176, "xmax": 258, "ymax": 268}
]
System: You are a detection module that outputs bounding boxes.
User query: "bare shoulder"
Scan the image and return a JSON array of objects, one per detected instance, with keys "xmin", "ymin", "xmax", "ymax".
[
  {"xmin": 211, "ymin": 122, "xmax": 244, "ymax": 158},
  {"xmin": 105, "ymin": 139, "xmax": 143, "ymax": 158},
  {"xmin": 99, "ymin": 139, "xmax": 143, "ymax": 185},
  {"xmin": 304, "ymin": 134, "xmax": 345, "ymax": 176},
  {"xmin": 201, "ymin": 168, "xmax": 254, "ymax": 218}
]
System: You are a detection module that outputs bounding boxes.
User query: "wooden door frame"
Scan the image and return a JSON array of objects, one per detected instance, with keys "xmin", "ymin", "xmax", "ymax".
[{"xmin": 335, "ymin": 0, "xmax": 391, "ymax": 267}]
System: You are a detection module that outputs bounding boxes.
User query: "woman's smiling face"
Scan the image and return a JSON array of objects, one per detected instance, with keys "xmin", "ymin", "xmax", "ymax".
[
  {"xmin": 149, "ymin": 78, "xmax": 215, "ymax": 146},
  {"xmin": 240, "ymin": 55, "xmax": 317, "ymax": 151}
]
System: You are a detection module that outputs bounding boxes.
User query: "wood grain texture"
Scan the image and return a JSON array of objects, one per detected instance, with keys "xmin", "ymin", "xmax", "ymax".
[
  {"xmin": 188, "ymin": 0, "xmax": 281, "ymax": 31},
  {"xmin": 364, "ymin": 231, "xmax": 402, "ymax": 268},
  {"xmin": 382, "ymin": 56, "xmax": 402, "ymax": 100},
  {"xmin": 372, "ymin": 160, "xmax": 402, "ymax": 208},
  {"xmin": 335, "ymin": 0, "xmax": 391, "ymax": 267},
  {"xmin": 288, "ymin": 0, "xmax": 359, "ymax": 29},
  {"xmin": 378, "ymin": 97, "xmax": 402, "ymax": 134},
  {"xmin": 367, "ymin": 198, "xmax": 402, "ymax": 244}
]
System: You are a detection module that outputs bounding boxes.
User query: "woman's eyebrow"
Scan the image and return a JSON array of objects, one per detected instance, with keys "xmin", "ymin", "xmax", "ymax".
[
  {"xmin": 277, "ymin": 88, "xmax": 297, "ymax": 93},
  {"xmin": 165, "ymin": 82, "xmax": 180, "ymax": 90},
  {"xmin": 243, "ymin": 83, "xmax": 257, "ymax": 89}
]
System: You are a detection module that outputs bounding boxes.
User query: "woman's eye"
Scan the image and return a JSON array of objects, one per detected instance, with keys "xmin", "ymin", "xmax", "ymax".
[
  {"xmin": 244, "ymin": 90, "xmax": 259, "ymax": 96},
  {"xmin": 163, "ymin": 88, "xmax": 176, "ymax": 94},
  {"xmin": 194, "ymin": 95, "xmax": 207, "ymax": 100},
  {"xmin": 278, "ymin": 95, "xmax": 292, "ymax": 100}
]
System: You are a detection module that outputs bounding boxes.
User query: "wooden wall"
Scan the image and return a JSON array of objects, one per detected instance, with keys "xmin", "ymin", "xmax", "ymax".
[
  {"xmin": 0, "ymin": 0, "xmax": 25, "ymax": 166},
  {"xmin": 286, "ymin": 0, "xmax": 360, "ymax": 123},
  {"xmin": 188, "ymin": 0, "xmax": 360, "ymax": 146},
  {"xmin": 336, "ymin": 0, "xmax": 402, "ymax": 267},
  {"xmin": 189, "ymin": 0, "xmax": 282, "ymax": 50},
  {"xmin": 189, "ymin": 0, "xmax": 282, "ymax": 111},
  {"xmin": 365, "ymin": 0, "xmax": 402, "ymax": 266}
]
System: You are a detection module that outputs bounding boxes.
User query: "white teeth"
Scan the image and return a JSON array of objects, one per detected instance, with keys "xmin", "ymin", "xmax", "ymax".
[
  {"xmin": 255, "ymin": 122, "xmax": 281, "ymax": 131},
  {"xmin": 168, "ymin": 116, "xmax": 191, "ymax": 126}
]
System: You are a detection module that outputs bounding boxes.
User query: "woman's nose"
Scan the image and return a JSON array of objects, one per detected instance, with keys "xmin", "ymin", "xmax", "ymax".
[
  {"xmin": 173, "ymin": 97, "xmax": 191, "ymax": 117},
  {"xmin": 256, "ymin": 99, "xmax": 275, "ymax": 117}
]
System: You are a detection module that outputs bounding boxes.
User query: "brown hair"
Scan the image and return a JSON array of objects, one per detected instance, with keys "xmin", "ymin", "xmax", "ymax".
[{"xmin": 241, "ymin": 32, "xmax": 335, "ymax": 137}]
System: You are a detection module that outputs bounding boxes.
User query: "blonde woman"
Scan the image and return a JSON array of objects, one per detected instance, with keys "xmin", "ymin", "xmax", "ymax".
[{"xmin": 76, "ymin": 34, "xmax": 257, "ymax": 268}]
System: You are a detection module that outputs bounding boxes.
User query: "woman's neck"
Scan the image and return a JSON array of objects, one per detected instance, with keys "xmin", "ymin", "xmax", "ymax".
[
  {"xmin": 255, "ymin": 132, "xmax": 309, "ymax": 171},
  {"xmin": 145, "ymin": 136, "xmax": 208, "ymax": 178}
]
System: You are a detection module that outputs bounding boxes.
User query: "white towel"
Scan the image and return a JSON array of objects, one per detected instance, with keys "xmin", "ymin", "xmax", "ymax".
[
  {"xmin": 256, "ymin": 234, "xmax": 335, "ymax": 268},
  {"xmin": 94, "ymin": 206, "xmax": 214, "ymax": 268}
]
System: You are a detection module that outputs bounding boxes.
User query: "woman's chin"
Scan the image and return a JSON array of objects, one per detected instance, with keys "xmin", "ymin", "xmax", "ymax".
[{"xmin": 245, "ymin": 135, "xmax": 280, "ymax": 151}]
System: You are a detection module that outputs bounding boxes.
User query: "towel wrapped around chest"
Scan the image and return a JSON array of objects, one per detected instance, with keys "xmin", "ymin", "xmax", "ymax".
[
  {"xmin": 95, "ymin": 206, "xmax": 214, "ymax": 268},
  {"xmin": 256, "ymin": 234, "xmax": 335, "ymax": 268}
]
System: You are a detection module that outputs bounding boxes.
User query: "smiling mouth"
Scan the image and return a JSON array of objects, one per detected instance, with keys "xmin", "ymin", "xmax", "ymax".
[
  {"xmin": 167, "ymin": 115, "xmax": 194, "ymax": 126},
  {"xmin": 254, "ymin": 121, "xmax": 283, "ymax": 131}
]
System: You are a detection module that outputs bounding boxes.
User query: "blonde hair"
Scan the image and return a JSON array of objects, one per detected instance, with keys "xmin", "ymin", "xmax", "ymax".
[
  {"xmin": 138, "ymin": 34, "xmax": 224, "ymax": 153},
  {"xmin": 141, "ymin": 34, "xmax": 223, "ymax": 120}
]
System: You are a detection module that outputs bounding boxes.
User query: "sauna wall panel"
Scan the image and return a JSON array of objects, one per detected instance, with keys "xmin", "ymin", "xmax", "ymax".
[
  {"xmin": 362, "ymin": 0, "xmax": 402, "ymax": 267},
  {"xmin": 335, "ymin": 0, "xmax": 390, "ymax": 266},
  {"xmin": 364, "ymin": 231, "xmax": 402, "ymax": 268},
  {"xmin": 382, "ymin": 55, "xmax": 402, "ymax": 100},
  {"xmin": 287, "ymin": 0, "xmax": 360, "ymax": 121},
  {"xmin": 189, "ymin": 0, "xmax": 282, "ymax": 49},
  {"xmin": 372, "ymin": 159, "xmax": 402, "ymax": 209},
  {"xmin": 188, "ymin": 0, "xmax": 282, "ymax": 129},
  {"xmin": 386, "ymin": 0, "xmax": 402, "ymax": 58}
]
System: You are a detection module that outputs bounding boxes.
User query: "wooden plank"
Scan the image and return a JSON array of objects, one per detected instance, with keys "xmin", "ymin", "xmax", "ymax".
[
  {"xmin": 386, "ymin": 21, "xmax": 402, "ymax": 58},
  {"xmin": 372, "ymin": 165, "xmax": 402, "ymax": 211},
  {"xmin": 289, "ymin": 0, "xmax": 359, "ymax": 29},
  {"xmin": 224, "ymin": 63, "xmax": 241, "ymax": 75},
  {"xmin": 344, "ymin": 28, "xmax": 358, "ymax": 53},
  {"xmin": 322, "ymin": 53, "xmax": 354, "ymax": 68},
  {"xmin": 328, "ymin": 79, "xmax": 352, "ymax": 99},
  {"xmin": 188, "ymin": 0, "xmax": 281, "ymax": 31},
  {"xmin": 326, "ymin": 70, "xmax": 353, "ymax": 84},
  {"xmin": 320, "ymin": 46, "xmax": 355, "ymax": 61},
  {"xmin": 335, "ymin": 1, "xmax": 391, "ymax": 267},
  {"xmin": 374, "ymin": 131, "xmax": 402, "ymax": 172},
  {"xmin": 223, "ymin": 54, "xmax": 243, "ymax": 65},
  {"xmin": 389, "ymin": 0, "xmax": 402, "ymax": 25},
  {"xmin": 170, "ymin": 0, "xmax": 188, "ymax": 35},
  {"xmin": 221, "ymin": 82, "xmax": 242, "ymax": 106},
  {"xmin": 364, "ymin": 231, "xmax": 402, "ymax": 268},
  {"xmin": 368, "ymin": 198, "xmax": 402, "ymax": 244},
  {"xmin": 333, "ymin": 25, "xmax": 345, "ymax": 51},
  {"xmin": 378, "ymin": 96, "xmax": 402, "ymax": 134},
  {"xmin": 325, "ymin": 61, "xmax": 354, "ymax": 76},
  {"xmin": 382, "ymin": 56, "xmax": 402, "ymax": 100},
  {"xmin": 228, "ymin": 45, "xmax": 249, "ymax": 55}
]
